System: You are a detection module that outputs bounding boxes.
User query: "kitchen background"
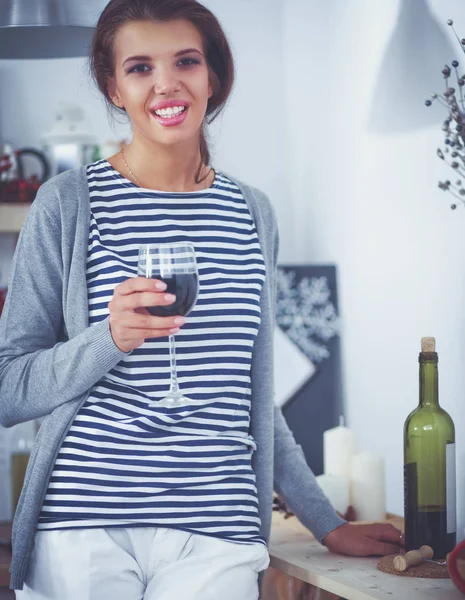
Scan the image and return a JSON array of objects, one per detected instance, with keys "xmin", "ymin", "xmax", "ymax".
[{"xmin": 0, "ymin": 0, "xmax": 464, "ymax": 540}]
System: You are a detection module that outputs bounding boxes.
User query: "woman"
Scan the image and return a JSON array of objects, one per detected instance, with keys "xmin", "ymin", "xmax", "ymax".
[{"xmin": 0, "ymin": 1, "xmax": 403, "ymax": 598}]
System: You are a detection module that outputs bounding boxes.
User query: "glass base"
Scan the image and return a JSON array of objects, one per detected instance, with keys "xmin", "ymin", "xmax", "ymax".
[{"xmin": 149, "ymin": 393, "xmax": 191, "ymax": 408}]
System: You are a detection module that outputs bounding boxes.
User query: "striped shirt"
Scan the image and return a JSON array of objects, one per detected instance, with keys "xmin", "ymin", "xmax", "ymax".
[{"xmin": 37, "ymin": 160, "xmax": 267, "ymax": 544}]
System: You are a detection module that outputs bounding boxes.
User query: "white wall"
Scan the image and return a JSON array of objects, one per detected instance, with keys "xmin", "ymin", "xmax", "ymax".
[{"xmin": 283, "ymin": 0, "xmax": 465, "ymax": 539}]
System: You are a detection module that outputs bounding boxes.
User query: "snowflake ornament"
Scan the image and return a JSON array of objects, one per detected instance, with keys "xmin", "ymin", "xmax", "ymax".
[{"xmin": 276, "ymin": 269, "xmax": 340, "ymax": 363}]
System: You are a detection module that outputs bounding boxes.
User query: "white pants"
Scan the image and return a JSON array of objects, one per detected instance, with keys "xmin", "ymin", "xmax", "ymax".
[{"xmin": 16, "ymin": 527, "xmax": 269, "ymax": 600}]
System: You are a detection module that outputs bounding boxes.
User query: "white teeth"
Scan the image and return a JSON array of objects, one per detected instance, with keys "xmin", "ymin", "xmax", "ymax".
[{"xmin": 154, "ymin": 106, "xmax": 186, "ymax": 118}]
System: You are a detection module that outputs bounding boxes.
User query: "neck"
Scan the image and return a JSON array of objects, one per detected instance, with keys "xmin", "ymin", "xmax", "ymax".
[
  {"xmin": 419, "ymin": 357, "xmax": 439, "ymax": 407},
  {"xmin": 122, "ymin": 137, "xmax": 210, "ymax": 192}
]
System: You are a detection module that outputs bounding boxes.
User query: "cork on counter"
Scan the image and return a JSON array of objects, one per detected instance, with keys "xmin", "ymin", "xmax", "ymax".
[{"xmin": 377, "ymin": 554, "xmax": 449, "ymax": 579}]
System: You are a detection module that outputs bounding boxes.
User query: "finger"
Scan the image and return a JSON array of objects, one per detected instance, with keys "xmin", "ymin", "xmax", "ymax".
[
  {"xmin": 367, "ymin": 524, "xmax": 404, "ymax": 544},
  {"xmin": 139, "ymin": 326, "xmax": 181, "ymax": 339},
  {"xmin": 115, "ymin": 276, "xmax": 167, "ymax": 296},
  {"xmin": 119, "ymin": 314, "xmax": 184, "ymax": 330},
  {"xmin": 364, "ymin": 539, "xmax": 405, "ymax": 556},
  {"xmin": 120, "ymin": 292, "xmax": 176, "ymax": 312},
  {"xmin": 115, "ymin": 326, "xmax": 181, "ymax": 345}
]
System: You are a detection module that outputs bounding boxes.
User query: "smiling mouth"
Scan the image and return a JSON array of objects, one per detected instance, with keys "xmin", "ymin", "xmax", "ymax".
[{"xmin": 152, "ymin": 106, "xmax": 187, "ymax": 119}]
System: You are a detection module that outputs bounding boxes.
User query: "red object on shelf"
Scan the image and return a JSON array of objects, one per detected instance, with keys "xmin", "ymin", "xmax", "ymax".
[
  {"xmin": 0, "ymin": 146, "xmax": 49, "ymax": 203},
  {"xmin": 0, "ymin": 177, "xmax": 40, "ymax": 204}
]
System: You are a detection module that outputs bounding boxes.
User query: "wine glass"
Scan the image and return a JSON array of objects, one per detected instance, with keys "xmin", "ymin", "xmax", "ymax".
[{"xmin": 138, "ymin": 242, "xmax": 199, "ymax": 408}]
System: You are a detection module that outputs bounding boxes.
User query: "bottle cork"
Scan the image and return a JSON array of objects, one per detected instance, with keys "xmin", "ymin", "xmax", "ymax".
[
  {"xmin": 421, "ymin": 337, "xmax": 436, "ymax": 352},
  {"xmin": 393, "ymin": 545, "xmax": 434, "ymax": 572}
]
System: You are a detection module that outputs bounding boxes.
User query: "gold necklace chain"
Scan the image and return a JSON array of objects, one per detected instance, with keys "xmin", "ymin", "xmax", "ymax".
[
  {"xmin": 120, "ymin": 147, "xmax": 141, "ymax": 187},
  {"xmin": 120, "ymin": 147, "xmax": 212, "ymax": 189}
]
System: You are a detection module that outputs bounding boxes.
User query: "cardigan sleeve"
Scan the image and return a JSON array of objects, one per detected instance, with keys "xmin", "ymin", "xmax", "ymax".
[
  {"xmin": 0, "ymin": 181, "xmax": 127, "ymax": 427},
  {"xmin": 270, "ymin": 219, "xmax": 346, "ymax": 542},
  {"xmin": 273, "ymin": 405, "xmax": 347, "ymax": 542}
]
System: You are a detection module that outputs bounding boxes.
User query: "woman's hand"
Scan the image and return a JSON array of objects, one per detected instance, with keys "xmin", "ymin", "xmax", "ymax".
[
  {"xmin": 108, "ymin": 276, "xmax": 183, "ymax": 353},
  {"xmin": 323, "ymin": 523, "xmax": 405, "ymax": 557}
]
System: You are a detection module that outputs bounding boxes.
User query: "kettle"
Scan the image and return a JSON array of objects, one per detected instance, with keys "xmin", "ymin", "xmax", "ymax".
[
  {"xmin": 0, "ymin": 144, "xmax": 50, "ymax": 203},
  {"xmin": 42, "ymin": 102, "xmax": 98, "ymax": 176}
]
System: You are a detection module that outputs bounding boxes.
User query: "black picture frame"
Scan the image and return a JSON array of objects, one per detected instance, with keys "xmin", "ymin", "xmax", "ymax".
[{"xmin": 277, "ymin": 264, "xmax": 343, "ymax": 476}]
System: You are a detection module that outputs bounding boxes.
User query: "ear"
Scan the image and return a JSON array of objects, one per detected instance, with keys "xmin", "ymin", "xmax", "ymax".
[
  {"xmin": 207, "ymin": 69, "xmax": 220, "ymax": 100},
  {"xmin": 107, "ymin": 77, "xmax": 122, "ymax": 108}
]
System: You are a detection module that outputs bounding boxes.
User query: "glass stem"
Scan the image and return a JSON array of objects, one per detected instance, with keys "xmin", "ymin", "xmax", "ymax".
[{"xmin": 168, "ymin": 335, "xmax": 180, "ymax": 395}]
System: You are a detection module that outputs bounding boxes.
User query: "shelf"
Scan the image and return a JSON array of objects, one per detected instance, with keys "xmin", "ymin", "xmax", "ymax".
[{"xmin": 0, "ymin": 203, "xmax": 31, "ymax": 233}]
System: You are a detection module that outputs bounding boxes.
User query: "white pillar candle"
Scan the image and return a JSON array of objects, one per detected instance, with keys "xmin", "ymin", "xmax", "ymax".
[
  {"xmin": 315, "ymin": 474, "xmax": 349, "ymax": 515},
  {"xmin": 323, "ymin": 415, "xmax": 357, "ymax": 478},
  {"xmin": 350, "ymin": 451, "xmax": 386, "ymax": 521}
]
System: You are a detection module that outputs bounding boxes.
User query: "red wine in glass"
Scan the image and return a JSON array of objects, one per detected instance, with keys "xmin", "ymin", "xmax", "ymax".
[
  {"xmin": 138, "ymin": 242, "xmax": 199, "ymax": 408},
  {"xmin": 146, "ymin": 273, "xmax": 198, "ymax": 318}
]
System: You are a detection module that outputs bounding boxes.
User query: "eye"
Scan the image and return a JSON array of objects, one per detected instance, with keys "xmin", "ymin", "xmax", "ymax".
[
  {"xmin": 177, "ymin": 57, "xmax": 201, "ymax": 67},
  {"xmin": 127, "ymin": 63, "xmax": 151, "ymax": 74}
]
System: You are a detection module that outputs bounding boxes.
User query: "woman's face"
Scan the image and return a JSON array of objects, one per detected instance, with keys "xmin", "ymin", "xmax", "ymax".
[{"xmin": 109, "ymin": 18, "xmax": 213, "ymax": 148}]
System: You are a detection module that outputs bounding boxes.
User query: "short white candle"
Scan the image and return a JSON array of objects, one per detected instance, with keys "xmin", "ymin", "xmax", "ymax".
[
  {"xmin": 323, "ymin": 415, "xmax": 357, "ymax": 478},
  {"xmin": 350, "ymin": 451, "xmax": 386, "ymax": 521},
  {"xmin": 315, "ymin": 474, "xmax": 349, "ymax": 515}
]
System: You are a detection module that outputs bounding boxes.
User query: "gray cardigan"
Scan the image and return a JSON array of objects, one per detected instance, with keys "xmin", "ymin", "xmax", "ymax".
[{"xmin": 0, "ymin": 167, "xmax": 345, "ymax": 590}]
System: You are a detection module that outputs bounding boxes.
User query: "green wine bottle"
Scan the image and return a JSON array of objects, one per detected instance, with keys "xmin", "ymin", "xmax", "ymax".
[{"xmin": 404, "ymin": 337, "xmax": 456, "ymax": 558}]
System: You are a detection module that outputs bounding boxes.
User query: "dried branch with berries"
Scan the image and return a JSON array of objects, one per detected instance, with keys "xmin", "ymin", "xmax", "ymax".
[{"xmin": 427, "ymin": 19, "xmax": 465, "ymax": 209}]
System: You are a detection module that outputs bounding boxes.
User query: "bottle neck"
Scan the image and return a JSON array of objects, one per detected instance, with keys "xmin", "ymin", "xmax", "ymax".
[{"xmin": 419, "ymin": 355, "xmax": 439, "ymax": 407}]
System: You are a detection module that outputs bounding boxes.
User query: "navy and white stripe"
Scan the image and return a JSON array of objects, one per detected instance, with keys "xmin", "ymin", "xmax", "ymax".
[{"xmin": 38, "ymin": 160, "xmax": 267, "ymax": 544}]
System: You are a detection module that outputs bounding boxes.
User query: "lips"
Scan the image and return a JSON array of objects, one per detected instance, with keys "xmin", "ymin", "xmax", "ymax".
[
  {"xmin": 151, "ymin": 105, "xmax": 189, "ymax": 127},
  {"xmin": 150, "ymin": 100, "xmax": 189, "ymax": 127}
]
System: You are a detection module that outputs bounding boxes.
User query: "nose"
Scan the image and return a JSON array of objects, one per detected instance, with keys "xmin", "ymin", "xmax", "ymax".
[{"xmin": 153, "ymin": 66, "xmax": 181, "ymax": 95}]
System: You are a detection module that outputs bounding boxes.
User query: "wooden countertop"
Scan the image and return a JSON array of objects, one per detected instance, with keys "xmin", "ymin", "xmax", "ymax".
[{"xmin": 269, "ymin": 512, "xmax": 464, "ymax": 600}]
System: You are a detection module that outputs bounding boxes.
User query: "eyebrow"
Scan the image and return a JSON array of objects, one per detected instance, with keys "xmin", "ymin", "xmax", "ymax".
[{"xmin": 122, "ymin": 48, "xmax": 203, "ymax": 67}]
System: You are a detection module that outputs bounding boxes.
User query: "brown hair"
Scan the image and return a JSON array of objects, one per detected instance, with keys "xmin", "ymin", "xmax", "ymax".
[{"xmin": 90, "ymin": 0, "xmax": 235, "ymax": 183}]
